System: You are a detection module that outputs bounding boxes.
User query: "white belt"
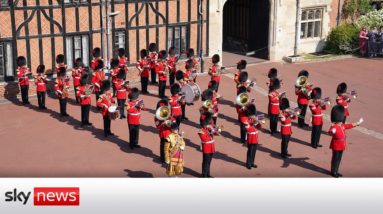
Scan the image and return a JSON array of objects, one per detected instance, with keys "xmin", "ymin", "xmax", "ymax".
[
  {"xmin": 344, "ymin": 106, "xmax": 349, "ymax": 108},
  {"xmin": 37, "ymin": 83, "xmax": 45, "ymax": 85},
  {"xmin": 118, "ymin": 90, "xmax": 126, "ymax": 92},
  {"xmin": 128, "ymin": 113, "xmax": 141, "ymax": 116},
  {"xmin": 313, "ymin": 114, "xmax": 323, "ymax": 117},
  {"xmin": 281, "ymin": 124, "xmax": 291, "ymax": 127},
  {"xmin": 75, "ymin": 77, "xmax": 81, "ymax": 79},
  {"xmin": 271, "ymin": 103, "xmax": 279, "ymax": 106},
  {"xmin": 202, "ymin": 140, "xmax": 215, "ymax": 144},
  {"xmin": 171, "ymin": 106, "xmax": 181, "ymax": 109},
  {"xmin": 248, "ymin": 131, "xmax": 258, "ymax": 135}
]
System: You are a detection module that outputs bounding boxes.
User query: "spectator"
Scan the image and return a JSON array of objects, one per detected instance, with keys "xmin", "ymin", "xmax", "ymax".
[
  {"xmin": 359, "ymin": 27, "xmax": 369, "ymax": 57},
  {"xmin": 367, "ymin": 27, "xmax": 379, "ymax": 57}
]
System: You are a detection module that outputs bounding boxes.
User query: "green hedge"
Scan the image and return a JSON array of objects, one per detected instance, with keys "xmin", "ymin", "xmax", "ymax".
[{"xmin": 324, "ymin": 23, "xmax": 360, "ymax": 54}]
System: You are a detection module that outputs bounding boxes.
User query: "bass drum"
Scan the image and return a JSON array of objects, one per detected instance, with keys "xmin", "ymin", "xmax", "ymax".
[{"xmin": 181, "ymin": 83, "xmax": 201, "ymax": 104}]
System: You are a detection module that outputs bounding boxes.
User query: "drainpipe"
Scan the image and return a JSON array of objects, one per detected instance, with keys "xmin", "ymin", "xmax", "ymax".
[{"xmin": 294, "ymin": 0, "xmax": 300, "ymax": 56}]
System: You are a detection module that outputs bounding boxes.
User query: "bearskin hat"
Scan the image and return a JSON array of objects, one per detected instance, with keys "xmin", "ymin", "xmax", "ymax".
[
  {"xmin": 208, "ymin": 80, "xmax": 218, "ymax": 91},
  {"xmin": 92, "ymin": 47, "xmax": 101, "ymax": 58},
  {"xmin": 336, "ymin": 82, "xmax": 347, "ymax": 95},
  {"xmin": 298, "ymin": 70, "xmax": 309, "ymax": 78},
  {"xmin": 176, "ymin": 70, "xmax": 184, "ymax": 81},
  {"xmin": 269, "ymin": 78, "xmax": 281, "ymax": 90},
  {"xmin": 36, "ymin": 65, "xmax": 45, "ymax": 74},
  {"xmin": 140, "ymin": 49, "xmax": 148, "ymax": 58},
  {"xmin": 170, "ymin": 83, "xmax": 181, "ymax": 95},
  {"xmin": 111, "ymin": 58, "xmax": 120, "ymax": 68},
  {"xmin": 95, "ymin": 59, "xmax": 104, "ymax": 71},
  {"xmin": 74, "ymin": 58, "xmax": 84, "ymax": 68},
  {"xmin": 117, "ymin": 68, "xmax": 126, "ymax": 79},
  {"xmin": 212, "ymin": 54, "xmax": 220, "ymax": 64},
  {"xmin": 200, "ymin": 112, "xmax": 212, "ymax": 126},
  {"xmin": 169, "ymin": 47, "xmax": 176, "ymax": 56},
  {"xmin": 237, "ymin": 60, "xmax": 247, "ymax": 70},
  {"xmin": 156, "ymin": 99, "xmax": 169, "ymax": 109},
  {"xmin": 239, "ymin": 71, "xmax": 248, "ymax": 83},
  {"xmin": 16, "ymin": 56, "xmax": 27, "ymax": 67},
  {"xmin": 100, "ymin": 80, "xmax": 111, "ymax": 93},
  {"xmin": 331, "ymin": 105, "xmax": 345, "ymax": 123},
  {"xmin": 57, "ymin": 67, "xmax": 66, "ymax": 76},
  {"xmin": 238, "ymin": 86, "xmax": 247, "ymax": 94},
  {"xmin": 201, "ymin": 89, "xmax": 213, "ymax": 101},
  {"xmin": 56, "ymin": 54, "xmax": 65, "ymax": 64},
  {"xmin": 245, "ymin": 104, "xmax": 256, "ymax": 116},
  {"xmin": 268, "ymin": 68, "xmax": 278, "ymax": 79},
  {"xmin": 149, "ymin": 43, "xmax": 157, "ymax": 52},
  {"xmin": 311, "ymin": 87, "xmax": 322, "ymax": 100},
  {"xmin": 186, "ymin": 48, "xmax": 194, "ymax": 58},
  {"xmin": 159, "ymin": 50, "xmax": 167, "ymax": 60},
  {"xmin": 128, "ymin": 87, "xmax": 140, "ymax": 100},
  {"xmin": 80, "ymin": 74, "xmax": 88, "ymax": 86},
  {"xmin": 185, "ymin": 59, "xmax": 194, "ymax": 70},
  {"xmin": 170, "ymin": 122, "xmax": 179, "ymax": 130},
  {"xmin": 280, "ymin": 97, "xmax": 290, "ymax": 111},
  {"xmin": 117, "ymin": 48, "xmax": 125, "ymax": 57}
]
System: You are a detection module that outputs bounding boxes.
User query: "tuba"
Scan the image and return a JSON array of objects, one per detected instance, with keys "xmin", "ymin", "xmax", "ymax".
[
  {"xmin": 236, "ymin": 93, "xmax": 250, "ymax": 106},
  {"xmin": 295, "ymin": 76, "xmax": 311, "ymax": 97},
  {"xmin": 155, "ymin": 106, "xmax": 170, "ymax": 121}
]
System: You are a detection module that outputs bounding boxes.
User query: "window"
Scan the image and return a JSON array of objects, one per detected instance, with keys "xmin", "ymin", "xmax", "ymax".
[
  {"xmin": 114, "ymin": 31, "xmax": 125, "ymax": 50},
  {"xmin": 63, "ymin": 0, "xmax": 87, "ymax": 4},
  {"xmin": 0, "ymin": 42, "xmax": 13, "ymax": 81},
  {"xmin": 0, "ymin": 0, "xmax": 9, "ymax": 8},
  {"xmin": 300, "ymin": 8, "xmax": 323, "ymax": 39},
  {"xmin": 168, "ymin": 26, "xmax": 188, "ymax": 56},
  {"xmin": 65, "ymin": 35, "xmax": 89, "ymax": 69}
]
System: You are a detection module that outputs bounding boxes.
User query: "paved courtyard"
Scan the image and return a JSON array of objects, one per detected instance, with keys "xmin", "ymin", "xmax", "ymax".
[{"xmin": 0, "ymin": 57, "xmax": 382, "ymax": 177}]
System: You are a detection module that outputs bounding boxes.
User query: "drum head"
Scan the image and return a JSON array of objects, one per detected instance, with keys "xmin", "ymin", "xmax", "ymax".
[
  {"xmin": 181, "ymin": 85, "xmax": 194, "ymax": 104},
  {"xmin": 108, "ymin": 105, "xmax": 117, "ymax": 112}
]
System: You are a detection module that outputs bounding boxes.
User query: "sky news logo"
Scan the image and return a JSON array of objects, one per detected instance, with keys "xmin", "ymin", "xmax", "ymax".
[{"xmin": 4, "ymin": 187, "xmax": 80, "ymax": 206}]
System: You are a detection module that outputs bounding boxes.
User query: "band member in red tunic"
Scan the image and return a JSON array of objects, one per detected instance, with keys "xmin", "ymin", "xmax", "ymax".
[
  {"xmin": 126, "ymin": 87, "xmax": 145, "ymax": 149},
  {"xmin": 110, "ymin": 58, "xmax": 120, "ymax": 97},
  {"xmin": 309, "ymin": 87, "xmax": 327, "ymax": 148},
  {"xmin": 208, "ymin": 54, "xmax": 221, "ymax": 92},
  {"xmin": 175, "ymin": 69, "xmax": 190, "ymax": 121},
  {"xmin": 234, "ymin": 60, "xmax": 247, "ymax": 86},
  {"xmin": 241, "ymin": 104, "xmax": 262, "ymax": 169},
  {"xmin": 149, "ymin": 43, "xmax": 158, "ymax": 84},
  {"xmin": 55, "ymin": 54, "xmax": 67, "ymax": 76},
  {"xmin": 136, "ymin": 49, "xmax": 150, "ymax": 94},
  {"xmin": 186, "ymin": 48, "xmax": 199, "ymax": 82},
  {"xmin": 200, "ymin": 89, "xmax": 214, "ymax": 119},
  {"xmin": 295, "ymin": 70, "xmax": 312, "ymax": 128},
  {"xmin": 97, "ymin": 80, "xmax": 116, "ymax": 137},
  {"xmin": 336, "ymin": 82, "xmax": 353, "ymax": 123},
  {"xmin": 169, "ymin": 83, "xmax": 183, "ymax": 127},
  {"xmin": 237, "ymin": 86, "xmax": 251, "ymax": 144},
  {"xmin": 35, "ymin": 65, "xmax": 47, "ymax": 109},
  {"xmin": 117, "ymin": 48, "xmax": 129, "ymax": 70},
  {"xmin": 167, "ymin": 47, "xmax": 178, "ymax": 86},
  {"xmin": 16, "ymin": 56, "xmax": 31, "ymax": 105},
  {"xmin": 208, "ymin": 80, "xmax": 221, "ymax": 125},
  {"xmin": 236, "ymin": 71, "xmax": 253, "ymax": 95},
  {"xmin": 279, "ymin": 98, "xmax": 297, "ymax": 158},
  {"xmin": 155, "ymin": 99, "xmax": 176, "ymax": 163},
  {"xmin": 328, "ymin": 105, "xmax": 363, "ymax": 177},
  {"xmin": 92, "ymin": 59, "xmax": 106, "ymax": 110},
  {"xmin": 199, "ymin": 112, "xmax": 218, "ymax": 178},
  {"xmin": 267, "ymin": 68, "xmax": 278, "ymax": 89},
  {"xmin": 76, "ymin": 74, "xmax": 92, "ymax": 126},
  {"xmin": 55, "ymin": 67, "xmax": 70, "ymax": 117},
  {"xmin": 156, "ymin": 50, "xmax": 168, "ymax": 98},
  {"xmin": 268, "ymin": 78, "xmax": 282, "ymax": 135},
  {"xmin": 114, "ymin": 68, "xmax": 130, "ymax": 119},
  {"xmin": 72, "ymin": 58, "xmax": 85, "ymax": 103},
  {"xmin": 91, "ymin": 47, "xmax": 102, "ymax": 71}
]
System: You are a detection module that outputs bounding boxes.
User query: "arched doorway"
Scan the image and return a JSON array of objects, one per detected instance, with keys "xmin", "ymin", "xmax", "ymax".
[{"xmin": 222, "ymin": 0, "xmax": 270, "ymax": 59}]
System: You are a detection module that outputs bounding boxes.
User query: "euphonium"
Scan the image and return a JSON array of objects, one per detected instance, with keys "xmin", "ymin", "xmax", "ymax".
[
  {"xmin": 295, "ymin": 76, "xmax": 308, "ymax": 88},
  {"xmin": 236, "ymin": 93, "xmax": 250, "ymax": 106},
  {"xmin": 155, "ymin": 106, "xmax": 170, "ymax": 121},
  {"xmin": 203, "ymin": 99, "xmax": 213, "ymax": 109}
]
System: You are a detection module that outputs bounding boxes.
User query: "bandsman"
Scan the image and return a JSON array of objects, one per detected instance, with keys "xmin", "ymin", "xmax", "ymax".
[
  {"xmin": 164, "ymin": 122, "xmax": 186, "ymax": 177},
  {"xmin": 186, "ymin": 48, "xmax": 199, "ymax": 82},
  {"xmin": 309, "ymin": 87, "xmax": 326, "ymax": 148},
  {"xmin": 295, "ymin": 70, "xmax": 312, "ymax": 128},
  {"xmin": 336, "ymin": 82, "xmax": 353, "ymax": 123},
  {"xmin": 55, "ymin": 54, "xmax": 67, "ymax": 76},
  {"xmin": 167, "ymin": 47, "xmax": 178, "ymax": 86},
  {"xmin": 126, "ymin": 87, "xmax": 145, "ymax": 149},
  {"xmin": 148, "ymin": 43, "xmax": 158, "ymax": 84},
  {"xmin": 92, "ymin": 59, "xmax": 106, "ymax": 110},
  {"xmin": 72, "ymin": 58, "xmax": 86, "ymax": 103},
  {"xmin": 114, "ymin": 68, "xmax": 130, "ymax": 119},
  {"xmin": 110, "ymin": 58, "xmax": 120, "ymax": 97},
  {"xmin": 97, "ymin": 80, "xmax": 116, "ymax": 137},
  {"xmin": 169, "ymin": 83, "xmax": 183, "ymax": 127},
  {"xmin": 155, "ymin": 99, "xmax": 176, "ymax": 163},
  {"xmin": 16, "ymin": 56, "xmax": 31, "ymax": 105},
  {"xmin": 54, "ymin": 67, "xmax": 70, "ymax": 117},
  {"xmin": 236, "ymin": 86, "xmax": 250, "ymax": 144},
  {"xmin": 237, "ymin": 71, "xmax": 252, "ymax": 95},
  {"xmin": 208, "ymin": 80, "xmax": 221, "ymax": 125},
  {"xmin": 91, "ymin": 47, "xmax": 103, "ymax": 71},
  {"xmin": 234, "ymin": 60, "xmax": 247, "ymax": 86},
  {"xmin": 279, "ymin": 98, "xmax": 297, "ymax": 158},
  {"xmin": 268, "ymin": 78, "xmax": 282, "ymax": 135},
  {"xmin": 34, "ymin": 65, "xmax": 47, "ymax": 109},
  {"xmin": 198, "ymin": 112, "xmax": 217, "ymax": 178},
  {"xmin": 208, "ymin": 54, "xmax": 221, "ymax": 92},
  {"xmin": 156, "ymin": 50, "xmax": 168, "ymax": 98},
  {"xmin": 117, "ymin": 48, "xmax": 129, "ymax": 70},
  {"xmin": 136, "ymin": 49, "xmax": 150, "ymax": 94},
  {"xmin": 267, "ymin": 68, "xmax": 278, "ymax": 89},
  {"xmin": 77, "ymin": 74, "xmax": 92, "ymax": 126}
]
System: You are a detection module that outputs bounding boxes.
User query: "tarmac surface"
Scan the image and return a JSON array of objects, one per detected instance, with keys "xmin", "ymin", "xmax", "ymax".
[{"xmin": 0, "ymin": 57, "xmax": 382, "ymax": 177}]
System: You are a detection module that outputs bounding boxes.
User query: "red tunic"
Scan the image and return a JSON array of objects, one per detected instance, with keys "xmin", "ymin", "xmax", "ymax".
[
  {"xmin": 55, "ymin": 64, "xmax": 67, "ymax": 75},
  {"xmin": 268, "ymin": 90, "xmax": 280, "ymax": 115},
  {"xmin": 17, "ymin": 67, "xmax": 30, "ymax": 86},
  {"xmin": 279, "ymin": 112, "xmax": 296, "ymax": 135},
  {"xmin": 295, "ymin": 86, "xmax": 311, "ymax": 105},
  {"xmin": 34, "ymin": 74, "xmax": 47, "ymax": 92},
  {"xmin": 72, "ymin": 67, "xmax": 84, "ymax": 87},
  {"xmin": 127, "ymin": 100, "xmax": 143, "ymax": 125},
  {"xmin": 97, "ymin": 93, "xmax": 115, "ymax": 117},
  {"xmin": 336, "ymin": 96, "xmax": 350, "ymax": 117},
  {"xmin": 149, "ymin": 52, "xmax": 158, "ymax": 69},
  {"xmin": 111, "ymin": 68, "xmax": 120, "ymax": 83},
  {"xmin": 119, "ymin": 57, "xmax": 129, "ymax": 68},
  {"xmin": 54, "ymin": 77, "xmax": 70, "ymax": 99},
  {"xmin": 136, "ymin": 59, "xmax": 150, "ymax": 77},
  {"xmin": 237, "ymin": 105, "xmax": 247, "ymax": 121},
  {"xmin": 242, "ymin": 117, "xmax": 262, "ymax": 144},
  {"xmin": 167, "ymin": 56, "xmax": 177, "ymax": 72},
  {"xmin": 155, "ymin": 116, "xmax": 176, "ymax": 139},
  {"xmin": 114, "ymin": 79, "xmax": 130, "ymax": 100},
  {"xmin": 212, "ymin": 92, "xmax": 219, "ymax": 116},
  {"xmin": 91, "ymin": 58, "xmax": 102, "ymax": 71},
  {"xmin": 198, "ymin": 128, "xmax": 215, "ymax": 154},
  {"xmin": 169, "ymin": 95, "xmax": 182, "ymax": 117},
  {"xmin": 91, "ymin": 71, "xmax": 105, "ymax": 93},
  {"xmin": 209, "ymin": 65, "xmax": 221, "ymax": 83},
  {"xmin": 328, "ymin": 123, "xmax": 355, "ymax": 151},
  {"xmin": 309, "ymin": 101, "xmax": 326, "ymax": 125},
  {"xmin": 76, "ymin": 85, "xmax": 92, "ymax": 105},
  {"xmin": 155, "ymin": 61, "xmax": 167, "ymax": 81}
]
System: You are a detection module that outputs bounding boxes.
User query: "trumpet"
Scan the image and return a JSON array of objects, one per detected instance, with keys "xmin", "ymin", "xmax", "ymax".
[
  {"xmin": 318, "ymin": 97, "xmax": 331, "ymax": 106},
  {"xmin": 209, "ymin": 125, "xmax": 223, "ymax": 135},
  {"xmin": 134, "ymin": 99, "xmax": 144, "ymax": 109},
  {"xmin": 343, "ymin": 90, "xmax": 357, "ymax": 100},
  {"xmin": 255, "ymin": 114, "xmax": 266, "ymax": 124},
  {"xmin": 285, "ymin": 107, "xmax": 301, "ymax": 118},
  {"xmin": 247, "ymin": 79, "xmax": 256, "ymax": 89}
]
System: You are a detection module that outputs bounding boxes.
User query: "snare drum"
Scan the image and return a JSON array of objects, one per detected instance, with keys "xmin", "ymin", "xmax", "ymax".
[
  {"xmin": 181, "ymin": 83, "xmax": 201, "ymax": 104},
  {"xmin": 108, "ymin": 105, "xmax": 120, "ymax": 120}
]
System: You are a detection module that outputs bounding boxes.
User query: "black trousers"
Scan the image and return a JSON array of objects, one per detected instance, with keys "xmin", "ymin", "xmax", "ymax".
[
  {"xmin": 95, "ymin": 92, "xmax": 101, "ymax": 109},
  {"xmin": 20, "ymin": 85, "xmax": 29, "ymax": 104},
  {"xmin": 129, "ymin": 124, "xmax": 140, "ymax": 147},
  {"xmin": 169, "ymin": 71, "xmax": 175, "ymax": 86},
  {"xmin": 160, "ymin": 138, "xmax": 166, "ymax": 163},
  {"xmin": 141, "ymin": 76, "xmax": 149, "ymax": 93},
  {"xmin": 311, "ymin": 125, "xmax": 323, "ymax": 148},
  {"xmin": 343, "ymin": 116, "xmax": 347, "ymax": 124},
  {"xmin": 37, "ymin": 91, "xmax": 46, "ymax": 108},
  {"xmin": 281, "ymin": 134, "xmax": 291, "ymax": 156},
  {"xmin": 117, "ymin": 99, "xmax": 126, "ymax": 117},
  {"xmin": 298, "ymin": 104, "xmax": 308, "ymax": 126},
  {"xmin": 202, "ymin": 153, "xmax": 214, "ymax": 177},
  {"xmin": 103, "ymin": 115, "xmax": 111, "ymax": 136},
  {"xmin": 150, "ymin": 68, "xmax": 157, "ymax": 84},
  {"xmin": 158, "ymin": 80, "xmax": 166, "ymax": 98},
  {"xmin": 174, "ymin": 115, "xmax": 182, "ymax": 128},
  {"xmin": 181, "ymin": 104, "xmax": 186, "ymax": 119},
  {"xmin": 59, "ymin": 98, "xmax": 67, "ymax": 115},
  {"xmin": 246, "ymin": 144, "xmax": 258, "ymax": 167},
  {"xmin": 74, "ymin": 87, "xmax": 79, "ymax": 103},
  {"xmin": 240, "ymin": 123, "xmax": 246, "ymax": 144},
  {"xmin": 212, "ymin": 116, "xmax": 217, "ymax": 126},
  {"xmin": 269, "ymin": 114, "xmax": 279, "ymax": 133},
  {"xmin": 331, "ymin": 151, "xmax": 343, "ymax": 175},
  {"xmin": 81, "ymin": 104, "xmax": 91, "ymax": 124}
]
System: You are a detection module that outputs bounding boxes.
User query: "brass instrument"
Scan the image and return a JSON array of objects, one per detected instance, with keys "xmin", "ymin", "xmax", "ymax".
[
  {"xmin": 236, "ymin": 93, "xmax": 250, "ymax": 106},
  {"xmin": 134, "ymin": 99, "xmax": 144, "ymax": 109},
  {"xmin": 343, "ymin": 90, "xmax": 357, "ymax": 99},
  {"xmin": 209, "ymin": 125, "xmax": 223, "ymax": 135},
  {"xmin": 256, "ymin": 114, "xmax": 266, "ymax": 124},
  {"xmin": 318, "ymin": 97, "xmax": 331, "ymax": 106},
  {"xmin": 285, "ymin": 107, "xmax": 302, "ymax": 118},
  {"xmin": 85, "ymin": 85, "xmax": 94, "ymax": 96},
  {"xmin": 278, "ymin": 91, "xmax": 286, "ymax": 99},
  {"xmin": 203, "ymin": 99, "xmax": 213, "ymax": 109},
  {"xmin": 155, "ymin": 106, "xmax": 171, "ymax": 121},
  {"xmin": 295, "ymin": 76, "xmax": 312, "ymax": 97}
]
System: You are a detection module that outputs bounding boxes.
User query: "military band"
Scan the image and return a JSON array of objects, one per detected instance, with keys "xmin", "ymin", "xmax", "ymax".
[
  {"xmin": 279, "ymin": 98, "xmax": 296, "ymax": 158},
  {"xmin": 72, "ymin": 58, "xmax": 86, "ymax": 103},
  {"xmin": 156, "ymin": 50, "xmax": 168, "ymax": 99},
  {"xmin": 136, "ymin": 49, "xmax": 150, "ymax": 94},
  {"xmin": 54, "ymin": 67, "xmax": 70, "ymax": 117},
  {"xmin": 77, "ymin": 74, "xmax": 92, "ymax": 126},
  {"xmin": 165, "ymin": 123, "xmax": 185, "ymax": 177},
  {"xmin": 35, "ymin": 65, "xmax": 47, "ymax": 110},
  {"xmin": 97, "ymin": 80, "xmax": 115, "ymax": 137},
  {"xmin": 126, "ymin": 87, "xmax": 145, "ymax": 150},
  {"xmin": 309, "ymin": 87, "xmax": 326, "ymax": 148},
  {"xmin": 16, "ymin": 56, "xmax": 31, "ymax": 105},
  {"xmin": 242, "ymin": 104, "xmax": 262, "ymax": 169},
  {"xmin": 268, "ymin": 78, "xmax": 282, "ymax": 135},
  {"xmin": 295, "ymin": 70, "xmax": 312, "ymax": 128}
]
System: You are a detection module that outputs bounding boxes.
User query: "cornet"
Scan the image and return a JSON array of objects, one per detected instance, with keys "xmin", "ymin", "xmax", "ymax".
[
  {"xmin": 135, "ymin": 99, "xmax": 144, "ymax": 109},
  {"xmin": 318, "ymin": 97, "xmax": 331, "ymax": 106},
  {"xmin": 209, "ymin": 125, "xmax": 223, "ymax": 135},
  {"xmin": 255, "ymin": 114, "xmax": 266, "ymax": 124},
  {"xmin": 285, "ymin": 107, "xmax": 301, "ymax": 118},
  {"xmin": 343, "ymin": 90, "xmax": 357, "ymax": 99}
]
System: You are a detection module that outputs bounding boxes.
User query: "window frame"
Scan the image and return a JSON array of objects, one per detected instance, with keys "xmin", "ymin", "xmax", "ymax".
[
  {"xmin": 0, "ymin": 41, "xmax": 13, "ymax": 82},
  {"xmin": 65, "ymin": 34, "xmax": 90, "ymax": 69},
  {"xmin": 300, "ymin": 8, "xmax": 324, "ymax": 39},
  {"xmin": 0, "ymin": 0, "xmax": 9, "ymax": 8},
  {"xmin": 114, "ymin": 30, "xmax": 126, "ymax": 51},
  {"xmin": 167, "ymin": 25, "xmax": 189, "ymax": 58}
]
